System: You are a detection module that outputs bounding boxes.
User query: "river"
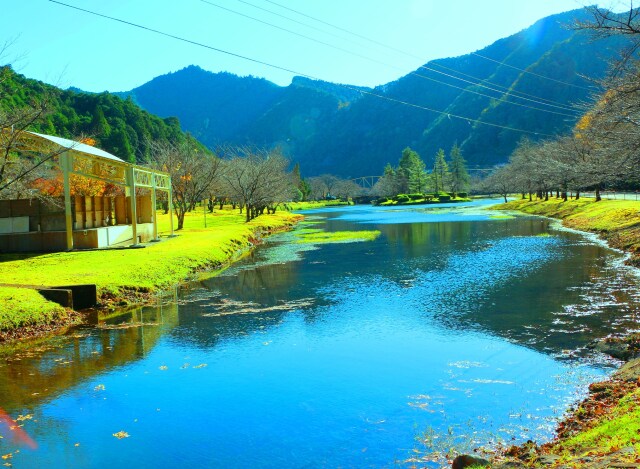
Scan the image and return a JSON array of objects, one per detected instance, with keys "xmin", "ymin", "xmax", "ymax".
[{"xmin": 1, "ymin": 200, "xmax": 639, "ymax": 468}]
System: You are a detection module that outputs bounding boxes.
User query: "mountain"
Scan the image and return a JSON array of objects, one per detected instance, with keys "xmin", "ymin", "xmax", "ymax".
[
  {"xmin": 123, "ymin": 9, "xmax": 628, "ymax": 177},
  {"xmin": 1, "ymin": 66, "xmax": 192, "ymax": 163}
]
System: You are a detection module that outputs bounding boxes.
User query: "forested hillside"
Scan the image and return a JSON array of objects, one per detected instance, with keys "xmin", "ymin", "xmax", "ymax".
[
  {"xmin": 123, "ymin": 9, "xmax": 629, "ymax": 177},
  {"xmin": 0, "ymin": 66, "xmax": 187, "ymax": 163}
]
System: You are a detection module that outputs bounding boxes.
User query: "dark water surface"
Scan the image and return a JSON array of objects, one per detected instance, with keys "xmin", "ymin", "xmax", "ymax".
[{"xmin": 2, "ymin": 200, "xmax": 640, "ymax": 468}]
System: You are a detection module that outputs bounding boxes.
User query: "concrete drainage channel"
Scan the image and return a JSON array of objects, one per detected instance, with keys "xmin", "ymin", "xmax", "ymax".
[{"xmin": 1, "ymin": 283, "xmax": 97, "ymax": 310}]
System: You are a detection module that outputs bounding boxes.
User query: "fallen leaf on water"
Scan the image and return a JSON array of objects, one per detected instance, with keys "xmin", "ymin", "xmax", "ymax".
[
  {"xmin": 94, "ymin": 385, "xmax": 105, "ymax": 391},
  {"xmin": 193, "ymin": 364, "xmax": 207, "ymax": 369},
  {"xmin": 1, "ymin": 455, "xmax": 11, "ymax": 461},
  {"xmin": 158, "ymin": 366, "xmax": 168, "ymax": 371},
  {"xmin": 74, "ymin": 443, "xmax": 80, "ymax": 447},
  {"xmin": 15, "ymin": 415, "xmax": 32, "ymax": 422},
  {"xmin": 180, "ymin": 363, "xmax": 190, "ymax": 369},
  {"xmin": 112, "ymin": 431, "xmax": 129, "ymax": 439}
]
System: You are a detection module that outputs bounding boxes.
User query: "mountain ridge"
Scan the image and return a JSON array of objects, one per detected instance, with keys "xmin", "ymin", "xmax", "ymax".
[{"xmin": 123, "ymin": 8, "xmax": 626, "ymax": 177}]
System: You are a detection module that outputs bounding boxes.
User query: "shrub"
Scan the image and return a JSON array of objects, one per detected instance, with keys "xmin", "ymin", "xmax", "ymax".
[
  {"xmin": 396, "ymin": 194, "xmax": 410, "ymax": 203},
  {"xmin": 408, "ymin": 193, "xmax": 424, "ymax": 200},
  {"xmin": 438, "ymin": 195, "xmax": 451, "ymax": 202},
  {"xmin": 457, "ymin": 192, "xmax": 468, "ymax": 198}
]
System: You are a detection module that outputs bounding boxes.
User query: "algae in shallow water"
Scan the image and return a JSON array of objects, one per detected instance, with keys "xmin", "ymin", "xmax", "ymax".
[{"xmin": 295, "ymin": 230, "xmax": 381, "ymax": 244}]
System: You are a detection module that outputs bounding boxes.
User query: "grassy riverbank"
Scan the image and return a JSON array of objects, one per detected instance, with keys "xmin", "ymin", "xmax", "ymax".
[
  {"xmin": 492, "ymin": 198, "xmax": 640, "ymax": 468},
  {"xmin": 0, "ymin": 208, "xmax": 302, "ymax": 338},
  {"xmin": 498, "ymin": 198, "xmax": 640, "ymax": 266}
]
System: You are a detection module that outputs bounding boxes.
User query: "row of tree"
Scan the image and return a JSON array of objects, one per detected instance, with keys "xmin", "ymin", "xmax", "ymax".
[
  {"xmin": 372, "ymin": 145, "xmax": 470, "ymax": 197},
  {"xmin": 480, "ymin": 4, "xmax": 640, "ymax": 202}
]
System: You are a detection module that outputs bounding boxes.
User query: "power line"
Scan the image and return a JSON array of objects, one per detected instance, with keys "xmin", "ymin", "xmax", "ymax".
[
  {"xmin": 470, "ymin": 51, "xmax": 593, "ymax": 91},
  {"xmin": 262, "ymin": 0, "xmax": 595, "ymax": 92},
  {"xmin": 234, "ymin": 0, "xmax": 369, "ymax": 50},
  {"xmin": 48, "ymin": 0, "xmax": 557, "ymax": 138},
  {"xmin": 200, "ymin": 0, "xmax": 579, "ymax": 116},
  {"xmin": 245, "ymin": 0, "xmax": 584, "ymax": 113}
]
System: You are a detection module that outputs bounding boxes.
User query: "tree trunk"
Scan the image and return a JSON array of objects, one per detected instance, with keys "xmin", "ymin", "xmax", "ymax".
[
  {"xmin": 595, "ymin": 186, "xmax": 601, "ymax": 202},
  {"xmin": 528, "ymin": 192, "xmax": 532, "ymax": 202},
  {"xmin": 503, "ymin": 193, "xmax": 508, "ymax": 203},
  {"xmin": 544, "ymin": 191, "xmax": 549, "ymax": 201},
  {"xmin": 177, "ymin": 210, "xmax": 185, "ymax": 230},
  {"xmin": 163, "ymin": 200, "xmax": 169, "ymax": 215},
  {"xmin": 219, "ymin": 200, "xmax": 224, "ymax": 210},
  {"xmin": 576, "ymin": 191, "xmax": 580, "ymax": 200},
  {"xmin": 245, "ymin": 205, "xmax": 251, "ymax": 222},
  {"xmin": 562, "ymin": 191, "xmax": 567, "ymax": 201},
  {"xmin": 521, "ymin": 193, "xmax": 526, "ymax": 199}
]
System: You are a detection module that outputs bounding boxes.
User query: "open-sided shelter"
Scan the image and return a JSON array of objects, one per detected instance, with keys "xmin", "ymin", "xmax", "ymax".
[{"xmin": 0, "ymin": 130, "xmax": 173, "ymax": 252}]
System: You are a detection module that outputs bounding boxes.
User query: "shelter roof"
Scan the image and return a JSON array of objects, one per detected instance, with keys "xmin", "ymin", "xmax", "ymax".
[{"xmin": 26, "ymin": 131, "xmax": 125, "ymax": 163}]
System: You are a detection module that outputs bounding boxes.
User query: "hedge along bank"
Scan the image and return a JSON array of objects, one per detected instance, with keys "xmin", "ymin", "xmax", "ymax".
[{"xmin": 0, "ymin": 208, "xmax": 302, "ymax": 338}]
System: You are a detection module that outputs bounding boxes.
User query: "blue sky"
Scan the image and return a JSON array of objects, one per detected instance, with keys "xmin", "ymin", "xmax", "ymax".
[{"xmin": 4, "ymin": 0, "xmax": 602, "ymax": 92}]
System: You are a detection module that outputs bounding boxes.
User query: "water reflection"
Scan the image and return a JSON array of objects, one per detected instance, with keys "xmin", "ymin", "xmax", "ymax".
[
  {"xmin": 0, "ymin": 299, "xmax": 178, "ymax": 412},
  {"xmin": 1, "ymin": 203, "xmax": 638, "ymax": 468}
]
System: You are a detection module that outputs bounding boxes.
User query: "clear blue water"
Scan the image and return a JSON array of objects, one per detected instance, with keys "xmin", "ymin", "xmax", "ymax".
[{"xmin": 2, "ymin": 200, "xmax": 640, "ymax": 468}]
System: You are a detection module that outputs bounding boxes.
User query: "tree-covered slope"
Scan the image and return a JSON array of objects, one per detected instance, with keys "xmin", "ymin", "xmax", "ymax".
[
  {"xmin": 1, "ymin": 66, "xmax": 188, "ymax": 163},
  {"xmin": 122, "ymin": 9, "xmax": 627, "ymax": 176}
]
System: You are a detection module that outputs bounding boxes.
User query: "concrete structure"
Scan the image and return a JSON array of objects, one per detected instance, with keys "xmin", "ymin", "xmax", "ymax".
[{"xmin": 0, "ymin": 130, "xmax": 172, "ymax": 252}]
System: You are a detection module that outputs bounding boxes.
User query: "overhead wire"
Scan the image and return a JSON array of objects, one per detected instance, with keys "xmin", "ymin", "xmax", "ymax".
[
  {"xmin": 244, "ymin": 0, "xmax": 582, "ymax": 110},
  {"xmin": 47, "ymin": 0, "xmax": 558, "ymax": 138},
  {"xmin": 200, "ymin": 0, "xmax": 579, "ymax": 116},
  {"xmin": 262, "ymin": 0, "xmax": 596, "ymax": 93},
  {"xmin": 242, "ymin": 0, "xmax": 586, "ymax": 113}
]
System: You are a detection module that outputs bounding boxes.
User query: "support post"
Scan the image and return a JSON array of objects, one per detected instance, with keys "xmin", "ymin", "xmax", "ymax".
[
  {"xmin": 61, "ymin": 152, "xmax": 74, "ymax": 251},
  {"xmin": 127, "ymin": 166, "xmax": 138, "ymax": 246},
  {"xmin": 168, "ymin": 183, "xmax": 175, "ymax": 237},
  {"xmin": 151, "ymin": 173, "xmax": 159, "ymax": 241}
]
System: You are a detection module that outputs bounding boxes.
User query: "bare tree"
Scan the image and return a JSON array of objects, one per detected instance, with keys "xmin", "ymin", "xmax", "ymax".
[
  {"xmin": 221, "ymin": 147, "xmax": 294, "ymax": 222},
  {"xmin": 149, "ymin": 139, "xmax": 222, "ymax": 230},
  {"xmin": 333, "ymin": 179, "xmax": 362, "ymax": 202},
  {"xmin": 479, "ymin": 166, "xmax": 514, "ymax": 203}
]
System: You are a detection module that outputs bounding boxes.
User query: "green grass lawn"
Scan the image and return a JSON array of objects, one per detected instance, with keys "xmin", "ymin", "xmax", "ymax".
[
  {"xmin": 499, "ymin": 198, "xmax": 640, "ymax": 262},
  {"xmin": 0, "ymin": 207, "xmax": 301, "ymax": 332}
]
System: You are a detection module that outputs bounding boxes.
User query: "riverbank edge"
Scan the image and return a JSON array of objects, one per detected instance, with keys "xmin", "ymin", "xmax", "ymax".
[
  {"xmin": 497, "ymin": 198, "xmax": 640, "ymax": 266},
  {"xmin": 486, "ymin": 198, "xmax": 640, "ymax": 468},
  {"xmin": 0, "ymin": 211, "xmax": 303, "ymax": 343}
]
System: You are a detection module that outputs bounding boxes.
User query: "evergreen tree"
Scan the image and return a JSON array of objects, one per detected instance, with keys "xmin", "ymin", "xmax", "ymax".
[
  {"xmin": 432, "ymin": 149, "xmax": 450, "ymax": 194},
  {"xmin": 448, "ymin": 143, "xmax": 470, "ymax": 195},
  {"xmin": 383, "ymin": 162, "xmax": 395, "ymax": 177},
  {"xmin": 398, "ymin": 147, "xmax": 428, "ymax": 193}
]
